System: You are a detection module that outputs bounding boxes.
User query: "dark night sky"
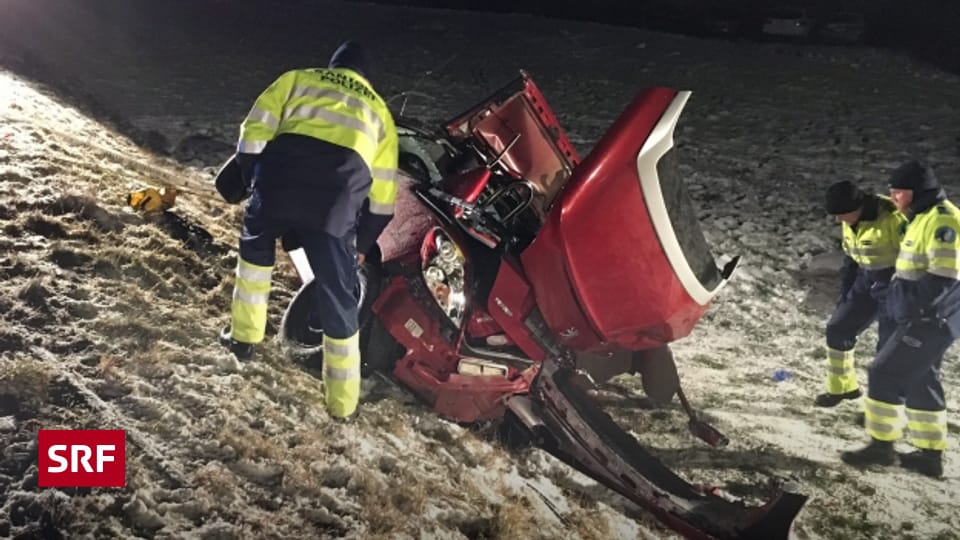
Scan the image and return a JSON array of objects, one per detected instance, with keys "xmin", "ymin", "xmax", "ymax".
[{"xmin": 354, "ymin": 0, "xmax": 960, "ymax": 74}]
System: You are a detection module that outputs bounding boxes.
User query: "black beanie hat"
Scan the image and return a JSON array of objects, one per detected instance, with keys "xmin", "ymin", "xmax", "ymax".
[
  {"xmin": 889, "ymin": 160, "xmax": 939, "ymax": 192},
  {"xmin": 825, "ymin": 180, "xmax": 866, "ymax": 215},
  {"xmin": 328, "ymin": 41, "xmax": 371, "ymax": 82}
]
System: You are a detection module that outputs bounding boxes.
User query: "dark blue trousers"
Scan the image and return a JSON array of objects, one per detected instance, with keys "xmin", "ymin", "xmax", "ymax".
[
  {"xmin": 826, "ymin": 282, "xmax": 894, "ymax": 353},
  {"xmin": 301, "ymin": 231, "xmax": 358, "ymax": 340},
  {"xmin": 239, "ymin": 197, "xmax": 359, "ymax": 341},
  {"xmin": 867, "ymin": 320, "xmax": 951, "ymax": 411}
]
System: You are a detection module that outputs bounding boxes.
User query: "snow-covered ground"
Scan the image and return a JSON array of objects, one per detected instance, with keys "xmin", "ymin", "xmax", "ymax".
[{"xmin": 1, "ymin": 0, "xmax": 959, "ymax": 538}]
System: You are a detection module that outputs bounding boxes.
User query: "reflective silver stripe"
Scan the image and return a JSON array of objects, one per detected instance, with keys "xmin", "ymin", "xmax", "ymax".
[
  {"xmin": 245, "ymin": 106, "xmax": 280, "ymax": 130},
  {"xmin": 284, "ymin": 104, "xmax": 378, "ymax": 144},
  {"xmin": 238, "ymin": 140, "xmax": 268, "ymax": 154},
  {"xmin": 895, "ymin": 269, "xmax": 925, "ymax": 281},
  {"xmin": 322, "ymin": 364, "xmax": 361, "ymax": 381},
  {"xmin": 233, "ymin": 288, "xmax": 269, "ymax": 305},
  {"xmin": 906, "ymin": 409, "xmax": 945, "ymax": 423},
  {"xmin": 898, "ymin": 252, "xmax": 927, "ymax": 263},
  {"xmin": 909, "ymin": 429, "xmax": 946, "ymax": 441},
  {"xmin": 866, "ymin": 420, "xmax": 898, "ymax": 434},
  {"xmin": 865, "ymin": 401, "xmax": 900, "ymax": 419},
  {"xmin": 928, "ymin": 266, "xmax": 960, "ymax": 279},
  {"xmin": 369, "ymin": 201, "xmax": 395, "ymax": 215},
  {"xmin": 930, "ymin": 248, "xmax": 959, "ymax": 259},
  {"xmin": 827, "ymin": 349, "xmax": 850, "ymax": 360},
  {"xmin": 289, "ymin": 85, "xmax": 383, "ymax": 136},
  {"xmin": 238, "ymin": 264, "xmax": 272, "ymax": 283},
  {"xmin": 827, "ymin": 366, "xmax": 849, "ymax": 376},
  {"xmin": 828, "ymin": 358, "xmax": 852, "ymax": 367},
  {"xmin": 373, "ymin": 167, "xmax": 397, "ymax": 182},
  {"xmin": 324, "ymin": 340, "xmax": 359, "ymax": 358},
  {"xmin": 908, "ymin": 422, "xmax": 946, "ymax": 433}
]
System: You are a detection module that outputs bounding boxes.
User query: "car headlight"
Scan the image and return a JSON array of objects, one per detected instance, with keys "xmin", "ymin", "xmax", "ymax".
[{"xmin": 422, "ymin": 229, "xmax": 467, "ymax": 327}]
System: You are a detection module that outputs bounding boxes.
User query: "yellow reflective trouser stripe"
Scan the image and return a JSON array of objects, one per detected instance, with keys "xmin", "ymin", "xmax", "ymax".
[
  {"xmin": 906, "ymin": 408, "xmax": 947, "ymax": 450},
  {"xmin": 825, "ymin": 347, "xmax": 858, "ymax": 395},
  {"xmin": 323, "ymin": 332, "xmax": 361, "ymax": 418},
  {"xmin": 864, "ymin": 397, "xmax": 904, "ymax": 441},
  {"xmin": 230, "ymin": 259, "xmax": 273, "ymax": 343}
]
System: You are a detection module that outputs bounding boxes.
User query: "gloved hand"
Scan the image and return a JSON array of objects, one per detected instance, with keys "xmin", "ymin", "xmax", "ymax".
[
  {"xmin": 214, "ymin": 155, "xmax": 253, "ymax": 204},
  {"xmin": 235, "ymin": 153, "xmax": 260, "ymax": 187}
]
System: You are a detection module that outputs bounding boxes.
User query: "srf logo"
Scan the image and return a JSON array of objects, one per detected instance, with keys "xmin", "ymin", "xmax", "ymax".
[{"xmin": 38, "ymin": 430, "xmax": 126, "ymax": 487}]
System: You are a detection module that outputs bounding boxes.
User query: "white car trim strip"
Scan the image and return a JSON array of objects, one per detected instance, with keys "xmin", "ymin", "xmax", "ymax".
[{"xmin": 636, "ymin": 91, "xmax": 732, "ymax": 306}]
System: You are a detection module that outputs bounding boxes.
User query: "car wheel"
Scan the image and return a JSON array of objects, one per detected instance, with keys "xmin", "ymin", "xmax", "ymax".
[
  {"xmin": 278, "ymin": 253, "xmax": 401, "ymax": 376},
  {"xmin": 279, "ymin": 257, "xmax": 378, "ymax": 351}
]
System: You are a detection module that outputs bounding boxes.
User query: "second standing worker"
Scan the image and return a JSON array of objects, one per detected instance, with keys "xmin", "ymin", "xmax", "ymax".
[{"xmin": 818, "ymin": 180, "xmax": 906, "ymax": 407}]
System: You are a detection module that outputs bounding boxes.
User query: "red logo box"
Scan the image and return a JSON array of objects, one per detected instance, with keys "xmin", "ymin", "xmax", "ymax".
[{"xmin": 38, "ymin": 430, "xmax": 126, "ymax": 488}]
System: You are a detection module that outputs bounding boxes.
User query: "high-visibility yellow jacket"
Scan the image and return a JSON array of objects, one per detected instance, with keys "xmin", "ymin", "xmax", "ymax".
[
  {"xmin": 837, "ymin": 195, "xmax": 906, "ymax": 296},
  {"xmin": 236, "ymin": 66, "xmax": 398, "ymax": 253},
  {"xmin": 888, "ymin": 191, "xmax": 960, "ymax": 335},
  {"xmin": 840, "ymin": 195, "xmax": 904, "ymax": 270}
]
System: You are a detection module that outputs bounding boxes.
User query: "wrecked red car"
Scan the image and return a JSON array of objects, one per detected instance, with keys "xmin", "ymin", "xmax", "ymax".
[{"xmin": 280, "ymin": 71, "xmax": 807, "ymax": 539}]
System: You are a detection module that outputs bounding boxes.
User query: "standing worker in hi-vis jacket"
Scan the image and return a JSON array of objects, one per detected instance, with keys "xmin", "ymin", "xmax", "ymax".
[
  {"xmin": 818, "ymin": 181, "xmax": 906, "ymax": 407},
  {"xmin": 219, "ymin": 41, "xmax": 399, "ymax": 421},
  {"xmin": 842, "ymin": 160, "xmax": 958, "ymax": 478}
]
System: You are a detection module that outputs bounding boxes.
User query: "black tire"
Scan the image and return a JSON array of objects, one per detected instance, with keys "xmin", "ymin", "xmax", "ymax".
[
  {"xmin": 279, "ymin": 260, "xmax": 378, "ymax": 356},
  {"xmin": 278, "ymin": 255, "xmax": 402, "ymax": 376}
]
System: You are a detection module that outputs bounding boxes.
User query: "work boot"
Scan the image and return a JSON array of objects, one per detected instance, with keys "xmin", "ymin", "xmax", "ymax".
[
  {"xmin": 899, "ymin": 449, "xmax": 944, "ymax": 479},
  {"xmin": 814, "ymin": 388, "xmax": 863, "ymax": 407},
  {"xmin": 841, "ymin": 439, "xmax": 896, "ymax": 467},
  {"xmin": 331, "ymin": 410, "xmax": 359, "ymax": 424},
  {"xmin": 219, "ymin": 326, "xmax": 254, "ymax": 360}
]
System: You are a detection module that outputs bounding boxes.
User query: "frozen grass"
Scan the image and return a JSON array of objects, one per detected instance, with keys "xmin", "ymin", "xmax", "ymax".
[
  {"xmin": 0, "ymin": 357, "xmax": 53, "ymax": 416},
  {"xmin": 0, "ymin": 0, "xmax": 958, "ymax": 537}
]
